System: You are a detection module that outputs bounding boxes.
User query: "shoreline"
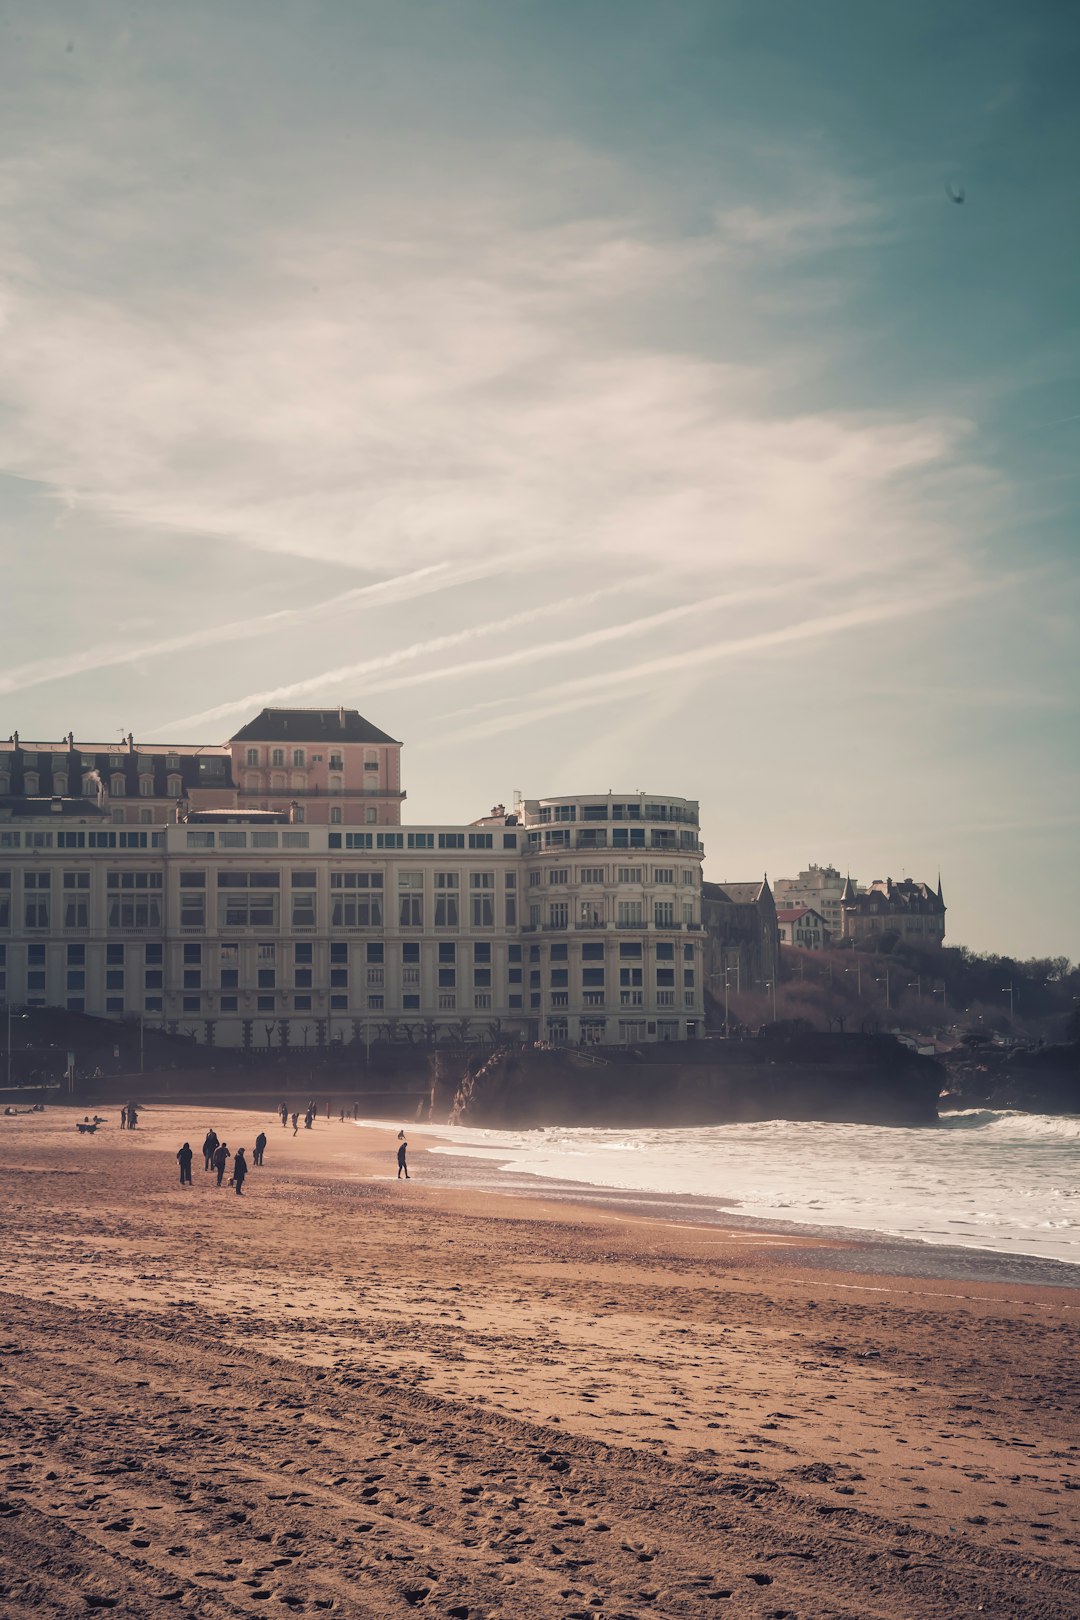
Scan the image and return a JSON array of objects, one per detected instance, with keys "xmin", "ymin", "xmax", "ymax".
[{"xmin": 3, "ymin": 1102, "xmax": 1078, "ymax": 1617}]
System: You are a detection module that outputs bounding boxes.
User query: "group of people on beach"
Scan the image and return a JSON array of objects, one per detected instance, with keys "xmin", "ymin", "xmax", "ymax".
[
  {"xmin": 172, "ymin": 1111, "xmax": 408, "ymax": 1190},
  {"xmin": 175, "ymin": 1125, "xmax": 268, "ymax": 1193}
]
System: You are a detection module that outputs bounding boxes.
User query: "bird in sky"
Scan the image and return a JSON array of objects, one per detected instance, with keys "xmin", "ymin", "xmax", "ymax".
[{"xmin": 945, "ymin": 181, "xmax": 966, "ymax": 204}]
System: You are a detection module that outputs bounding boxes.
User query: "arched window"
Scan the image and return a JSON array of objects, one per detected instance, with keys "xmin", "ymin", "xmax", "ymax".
[
  {"xmin": 83, "ymin": 776, "xmax": 98, "ymax": 797},
  {"xmin": 139, "ymin": 775, "xmax": 154, "ymax": 797},
  {"xmin": 54, "ymin": 772, "xmax": 68, "ymax": 795},
  {"xmin": 167, "ymin": 774, "xmax": 182, "ymax": 797},
  {"xmin": 24, "ymin": 771, "xmax": 39, "ymax": 794},
  {"xmin": 246, "ymin": 747, "xmax": 259, "ymax": 766},
  {"xmin": 110, "ymin": 774, "xmax": 126, "ymax": 797}
]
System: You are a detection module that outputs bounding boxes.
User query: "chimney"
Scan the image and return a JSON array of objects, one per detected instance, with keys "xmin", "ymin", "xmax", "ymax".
[{"xmin": 338, "ymin": 707, "xmax": 346, "ymax": 729}]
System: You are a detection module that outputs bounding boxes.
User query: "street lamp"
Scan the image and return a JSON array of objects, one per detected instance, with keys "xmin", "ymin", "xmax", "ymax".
[
  {"xmin": 1002, "ymin": 983, "xmax": 1015, "ymax": 1020},
  {"xmin": 906, "ymin": 977, "xmax": 922, "ymax": 1003},
  {"xmin": 763, "ymin": 979, "xmax": 778, "ymax": 1022},
  {"xmin": 875, "ymin": 968, "xmax": 891, "ymax": 1010},
  {"xmin": 5, "ymin": 1005, "xmax": 30, "ymax": 1089},
  {"xmin": 845, "ymin": 961, "xmax": 862, "ymax": 996}
]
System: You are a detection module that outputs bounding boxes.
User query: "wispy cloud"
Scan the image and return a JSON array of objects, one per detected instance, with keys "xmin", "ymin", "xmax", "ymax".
[
  {"xmin": 0, "ymin": 563, "xmax": 471, "ymax": 699},
  {"xmin": 443, "ymin": 576, "xmax": 1001, "ymax": 742}
]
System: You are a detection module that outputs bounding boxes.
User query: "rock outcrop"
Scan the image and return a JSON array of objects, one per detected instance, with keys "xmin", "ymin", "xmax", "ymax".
[{"xmin": 427, "ymin": 1034, "xmax": 942, "ymax": 1129}]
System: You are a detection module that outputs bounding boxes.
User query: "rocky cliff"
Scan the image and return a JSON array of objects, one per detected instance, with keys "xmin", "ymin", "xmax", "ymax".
[{"xmin": 427, "ymin": 1034, "xmax": 942, "ymax": 1129}]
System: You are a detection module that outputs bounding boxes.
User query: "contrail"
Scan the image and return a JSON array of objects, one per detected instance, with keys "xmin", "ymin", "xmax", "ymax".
[
  {"xmin": 158, "ymin": 574, "xmax": 671, "ymax": 733},
  {"xmin": 442, "ymin": 576, "xmax": 999, "ymax": 742},
  {"xmin": 0, "ymin": 562, "xmax": 460, "ymax": 700}
]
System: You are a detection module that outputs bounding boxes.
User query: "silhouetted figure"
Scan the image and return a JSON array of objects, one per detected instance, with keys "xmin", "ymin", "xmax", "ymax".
[
  {"xmin": 253, "ymin": 1131, "xmax": 267, "ymax": 1166},
  {"xmin": 291, "ymin": 1112, "xmax": 299, "ymax": 1136},
  {"xmin": 397, "ymin": 1138, "xmax": 409, "ymax": 1180},
  {"xmin": 280, "ymin": 1102, "xmax": 288, "ymax": 1128},
  {"xmin": 202, "ymin": 1128, "xmax": 219, "ymax": 1171},
  {"xmin": 304, "ymin": 1107, "xmax": 313, "ymax": 1130},
  {"xmin": 127, "ymin": 1105, "xmax": 138, "ymax": 1129},
  {"xmin": 120, "ymin": 1107, "xmax": 127, "ymax": 1130},
  {"xmin": 232, "ymin": 1148, "xmax": 248, "ymax": 1195},
  {"xmin": 212, "ymin": 1142, "xmax": 230, "ymax": 1187},
  {"xmin": 177, "ymin": 1142, "xmax": 194, "ymax": 1185}
]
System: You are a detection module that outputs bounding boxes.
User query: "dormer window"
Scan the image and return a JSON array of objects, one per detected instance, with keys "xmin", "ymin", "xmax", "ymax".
[
  {"xmin": 109, "ymin": 753, "xmax": 123, "ymax": 768},
  {"xmin": 54, "ymin": 772, "xmax": 68, "ymax": 795},
  {"xmin": 110, "ymin": 774, "xmax": 126, "ymax": 797},
  {"xmin": 166, "ymin": 754, "xmax": 180, "ymax": 770},
  {"xmin": 24, "ymin": 771, "xmax": 39, "ymax": 794},
  {"xmin": 139, "ymin": 775, "xmax": 154, "ymax": 797},
  {"xmin": 83, "ymin": 776, "xmax": 98, "ymax": 797},
  {"xmin": 167, "ymin": 774, "xmax": 182, "ymax": 797}
]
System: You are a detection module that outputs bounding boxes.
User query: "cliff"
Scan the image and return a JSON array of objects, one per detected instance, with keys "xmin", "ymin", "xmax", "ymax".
[{"xmin": 428, "ymin": 1034, "xmax": 942, "ymax": 1130}]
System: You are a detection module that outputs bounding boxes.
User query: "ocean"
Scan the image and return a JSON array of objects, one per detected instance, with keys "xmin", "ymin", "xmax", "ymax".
[{"xmin": 404, "ymin": 1110, "xmax": 1080, "ymax": 1268}]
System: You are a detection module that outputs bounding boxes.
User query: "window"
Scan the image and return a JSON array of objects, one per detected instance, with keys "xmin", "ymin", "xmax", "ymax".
[
  {"xmin": 146, "ymin": 995, "xmax": 165, "ymax": 1012},
  {"xmin": 62, "ymin": 871, "xmax": 90, "ymax": 929},
  {"xmin": 329, "ymin": 753, "xmax": 343, "ymax": 771},
  {"xmin": 106, "ymin": 997, "xmax": 125, "ymax": 1015},
  {"xmin": 330, "ymin": 994, "xmax": 349, "ymax": 1010},
  {"xmin": 330, "ymin": 943, "xmax": 347, "ymax": 963},
  {"xmin": 217, "ymin": 871, "xmax": 280, "ymax": 928},
  {"xmin": 503, "ymin": 832, "xmax": 517, "ymax": 849},
  {"xmin": 67, "ymin": 970, "xmax": 86, "ymax": 991},
  {"xmin": 331, "ymin": 871, "xmax": 383, "ymax": 928},
  {"xmin": 67, "ymin": 943, "xmax": 85, "ymax": 964},
  {"xmin": 291, "ymin": 870, "xmax": 317, "ymax": 927},
  {"xmin": 619, "ymin": 942, "xmax": 642, "ymax": 959},
  {"xmin": 107, "ymin": 871, "xmax": 163, "ymax": 929},
  {"xmin": 365, "ymin": 807, "xmax": 377, "ymax": 824},
  {"xmin": 330, "ymin": 807, "xmax": 342, "ymax": 825},
  {"xmin": 438, "ymin": 942, "xmax": 456, "ymax": 963},
  {"xmin": 24, "ymin": 870, "xmax": 51, "ymax": 929},
  {"xmin": 246, "ymin": 748, "xmax": 259, "ymax": 766},
  {"xmin": 367, "ymin": 994, "xmax": 384, "ymax": 1010},
  {"xmin": 470, "ymin": 872, "xmax": 494, "ymax": 927},
  {"xmin": 468, "ymin": 831, "xmax": 492, "ymax": 849},
  {"xmin": 434, "ymin": 873, "xmax": 459, "ymax": 928},
  {"xmin": 257, "ymin": 995, "xmax": 275, "ymax": 1013},
  {"xmin": 294, "ymin": 994, "xmax": 312, "ymax": 1011},
  {"xmin": 252, "ymin": 831, "xmax": 279, "ymax": 848},
  {"xmin": 57, "ymin": 832, "xmax": 85, "ymax": 849},
  {"xmin": 580, "ymin": 867, "xmax": 605, "ymax": 885},
  {"xmin": 376, "ymin": 831, "xmax": 403, "ymax": 849},
  {"xmin": 654, "ymin": 901, "xmax": 675, "ymax": 926},
  {"xmin": 110, "ymin": 774, "xmax": 126, "ymax": 797},
  {"xmin": 183, "ymin": 943, "xmax": 201, "ymax": 964},
  {"xmin": 183, "ymin": 970, "xmax": 201, "ymax": 990},
  {"xmin": 550, "ymin": 968, "xmax": 569, "ymax": 988},
  {"xmin": 221, "ymin": 969, "xmax": 238, "ymax": 989},
  {"xmin": 437, "ymin": 991, "xmax": 456, "ymax": 1010},
  {"xmin": 617, "ymin": 900, "xmax": 643, "ymax": 927},
  {"xmin": 656, "ymin": 941, "xmax": 675, "ymax": 960},
  {"xmin": 616, "ymin": 867, "xmax": 643, "ymax": 885},
  {"xmin": 145, "ymin": 970, "xmax": 163, "ymax": 989},
  {"xmin": 582, "ymin": 942, "xmax": 604, "ymax": 960},
  {"xmin": 407, "ymin": 832, "xmax": 434, "ymax": 849},
  {"xmin": 220, "ymin": 831, "xmax": 246, "ymax": 849},
  {"xmin": 24, "ymin": 771, "xmax": 40, "ymax": 794},
  {"xmin": 271, "ymin": 749, "xmax": 284, "ymax": 767},
  {"xmin": 107, "ymin": 944, "xmax": 125, "ymax": 965},
  {"xmin": 583, "ymin": 968, "xmax": 605, "ymax": 987},
  {"xmin": 473, "ymin": 968, "xmax": 491, "ymax": 987},
  {"xmin": 179, "ymin": 870, "xmax": 206, "ymax": 928},
  {"xmin": 294, "ymin": 968, "xmax": 313, "ymax": 988},
  {"xmin": 187, "ymin": 831, "xmax": 215, "ymax": 849},
  {"xmin": 438, "ymin": 832, "xmax": 464, "ymax": 849},
  {"xmin": 283, "ymin": 829, "xmax": 308, "ymax": 845},
  {"xmin": 548, "ymin": 902, "xmax": 568, "ymax": 930},
  {"xmin": 139, "ymin": 774, "xmax": 154, "ymax": 797},
  {"xmin": 656, "ymin": 968, "xmax": 675, "ymax": 987},
  {"xmin": 653, "ymin": 867, "xmax": 674, "ymax": 885},
  {"xmin": 548, "ymin": 868, "xmax": 568, "ymax": 886}
]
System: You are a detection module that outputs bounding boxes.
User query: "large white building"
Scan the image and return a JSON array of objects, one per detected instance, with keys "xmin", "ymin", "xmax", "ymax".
[{"xmin": 0, "ymin": 709, "xmax": 705, "ymax": 1048}]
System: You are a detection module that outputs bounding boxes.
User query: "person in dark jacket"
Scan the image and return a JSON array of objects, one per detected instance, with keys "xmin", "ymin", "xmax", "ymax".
[
  {"xmin": 202, "ymin": 1128, "xmax": 219, "ymax": 1171},
  {"xmin": 253, "ymin": 1131, "xmax": 267, "ymax": 1167},
  {"xmin": 397, "ymin": 1137, "xmax": 409, "ymax": 1180},
  {"xmin": 232, "ymin": 1148, "xmax": 248, "ymax": 1195},
  {"xmin": 177, "ymin": 1142, "xmax": 194, "ymax": 1186},
  {"xmin": 212, "ymin": 1141, "xmax": 230, "ymax": 1187}
]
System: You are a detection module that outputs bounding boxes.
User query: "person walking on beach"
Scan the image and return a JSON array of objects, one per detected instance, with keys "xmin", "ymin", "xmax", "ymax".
[
  {"xmin": 176, "ymin": 1142, "xmax": 194, "ymax": 1186},
  {"xmin": 280, "ymin": 1102, "xmax": 288, "ymax": 1128},
  {"xmin": 212, "ymin": 1141, "xmax": 230, "ymax": 1187},
  {"xmin": 291, "ymin": 1111, "xmax": 299, "ymax": 1136},
  {"xmin": 231, "ymin": 1147, "xmax": 248, "ymax": 1195},
  {"xmin": 120, "ymin": 1107, "xmax": 127, "ymax": 1131},
  {"xmin": 202, "ymin": 1128, "xmax": 219, "ymax": 1171},
  {"xmin": 397, "ymin": 1136, "xmax": 409, "ymax": 1180},
  {"xmin": 253, "ymin": 1131, "xmax": 267, "ymax": 1167}
]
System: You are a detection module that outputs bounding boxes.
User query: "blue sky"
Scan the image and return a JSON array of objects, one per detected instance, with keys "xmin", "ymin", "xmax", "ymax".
[{"xmin": 1, "ymin": 1, "xmax": 1077, "ymax": 958}]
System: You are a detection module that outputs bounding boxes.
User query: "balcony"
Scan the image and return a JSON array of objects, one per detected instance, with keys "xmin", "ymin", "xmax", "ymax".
[{"xmin": 575, "ymin": 920, "xmax": 607, "ymax": 930}]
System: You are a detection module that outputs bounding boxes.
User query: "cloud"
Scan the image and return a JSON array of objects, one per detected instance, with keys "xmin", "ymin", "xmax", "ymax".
[{"xmin": 0, "ymin": 562, "xmax": 464, "ymax": 698}]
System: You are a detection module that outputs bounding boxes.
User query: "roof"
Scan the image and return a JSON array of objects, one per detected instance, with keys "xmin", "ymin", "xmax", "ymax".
[
  {"xmin": 704, "ymin": 879, "xmax": 768, "ymax": 907},
  {"xmin": 230, "ymin": 708, "xmax": 400, "ymax": 745},
  {"xmin": 776, "ymin": 906, "xmax": 825, "ymax": 924}
]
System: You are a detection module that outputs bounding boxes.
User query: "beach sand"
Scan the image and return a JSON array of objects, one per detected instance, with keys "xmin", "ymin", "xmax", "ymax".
[{"xmin": 0, "ymin": 1104, "xmax": 1078, "ymax": 1618}]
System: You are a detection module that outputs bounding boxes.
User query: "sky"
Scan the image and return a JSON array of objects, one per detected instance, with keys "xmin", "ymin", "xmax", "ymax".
[{"xmin": 0, "ymin": 0, "xmax": 1077, "ymax": 960}]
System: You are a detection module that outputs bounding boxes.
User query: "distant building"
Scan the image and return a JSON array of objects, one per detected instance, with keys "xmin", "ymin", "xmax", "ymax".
[
  {"xmin": 701, "ymin": 878, "xmax": 780, "ymax": 1003},
  {"xmin": 773, "ymin": 864, "xmax": 851, "ymax": 937},
  {"xmin": 0, "ymin": 711, "xmax": 705, "ymax": 1048},
  {"xmin": 776, "ymin": 905, "xmax": 829, "ymax": 950},
  {"xmin": 840, "ymin": 875, "xmax": 946, "ymax": 949}
]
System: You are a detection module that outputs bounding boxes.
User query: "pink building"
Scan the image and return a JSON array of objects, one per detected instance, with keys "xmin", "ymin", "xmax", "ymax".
[{"xmin": 229, "ymin": 708, "xmax": 404, "ymax": 827}]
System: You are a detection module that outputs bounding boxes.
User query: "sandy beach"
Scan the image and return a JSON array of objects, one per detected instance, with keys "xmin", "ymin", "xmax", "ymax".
[{"xmin": 1, "ymin": 1104, "xmax": 1078, "ymax": 1618}]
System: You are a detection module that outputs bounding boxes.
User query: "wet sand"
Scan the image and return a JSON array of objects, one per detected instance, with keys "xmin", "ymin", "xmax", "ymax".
[{"xmin": 1, "ymin": 1103, "xmax": 1078, "ymax": 1618}]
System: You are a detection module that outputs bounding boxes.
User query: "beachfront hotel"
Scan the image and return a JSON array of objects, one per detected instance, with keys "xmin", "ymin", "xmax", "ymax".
[{"xmin": 0, "ymin": 709, "xmax": 705, "ymax": 1048}]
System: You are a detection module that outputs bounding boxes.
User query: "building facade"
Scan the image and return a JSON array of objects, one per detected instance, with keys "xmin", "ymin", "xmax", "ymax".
[
  {"xmin": 775, "ymin": 905, "xmax": 829, "ymax": 950},
  {"xmin": 0, "ymin": 711, "xmax": 705, "ymax": 1048},
  {"xmin": 839, "ymin": 875, "xmax": 946, "ymax": 949},
  {"xmin": 700, "ymin": 878, "xmax": 780, "ymax": 1007},
  {"xmin": 773, "ymin": 864, "xmax": 851, "ymax": 937}
]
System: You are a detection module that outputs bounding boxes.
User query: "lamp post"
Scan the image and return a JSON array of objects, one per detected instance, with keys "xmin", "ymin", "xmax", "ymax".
[
  {"xmin": 906, "ymin": 977, "xmax": 922, "ymax": 1004},
  {"xmin": 6, "ymin": 1006, "xmax": 30, "ymax": 1089},
  {"xmin": 875, "ymin": 968, "xmax": 891, "ymax": 1010},
  {"xmin": 933, "ymin": 982, "xmax": 947, "ymax": 1010},
  {"xmin": 1002, "ymin": 983, "xmax": 1015, "ymax": 1021},
  {"xmin": 845, "ymin": 960, "xmax": 862, "ymax": 997},
  {"xmin": 763, "ymin": 979, "xmax": 777, "ymax": 1023}
]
